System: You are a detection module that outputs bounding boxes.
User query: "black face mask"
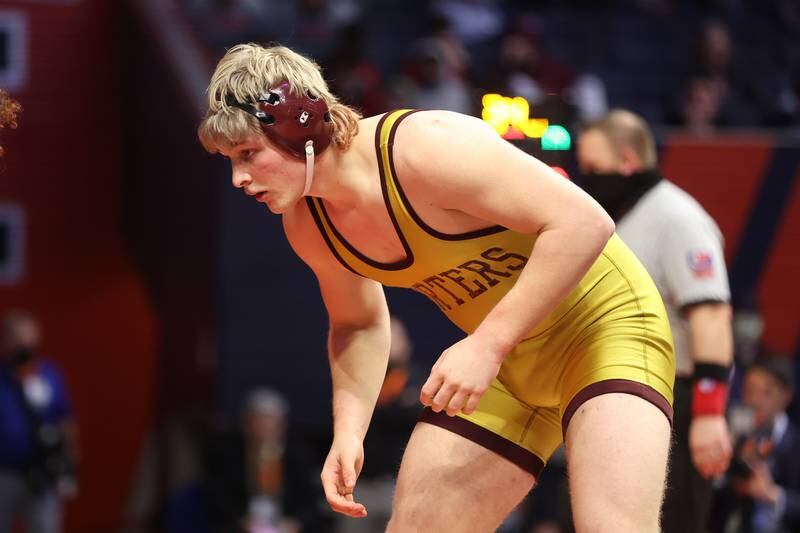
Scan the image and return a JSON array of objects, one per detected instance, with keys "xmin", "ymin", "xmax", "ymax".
[
  {"xmin": 8, "ymin": 347, "xmax": 35, "ymax": 368},
  {"xmin": 579, "ymin": 170, "xmax": 662, "ymax": 221}
]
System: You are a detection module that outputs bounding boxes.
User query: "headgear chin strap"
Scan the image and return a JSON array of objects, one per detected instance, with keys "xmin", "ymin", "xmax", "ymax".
[
  {"xmin": 226, "ymin": 82, "xmax": 334, "ymax": 196},
  {"xmin": 303, "ymin": 140, "xmax": 315, "ymax": 196}
]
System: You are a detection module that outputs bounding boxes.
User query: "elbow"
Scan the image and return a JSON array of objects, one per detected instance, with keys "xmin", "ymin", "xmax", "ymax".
[
  {"xmin": 686, "ymin": 302, "xmax": 733, "ymax": 323},
  {"xmin": 328, "ymin": 314, "xmax": 390, "ymax": 347},
  {"xmin": 599, "ymin": 210, "xmax": 616, "ymax": 240},
  {"xmin": 587, "ymin": 208, "xmax": 615, "ymax": 249}
]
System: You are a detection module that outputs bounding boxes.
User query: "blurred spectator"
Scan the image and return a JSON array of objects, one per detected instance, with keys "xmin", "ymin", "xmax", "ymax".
[
  {"xmin": 326, "ymin": 22, "xmax": 388, "ymax": 116},
  {"xmin": 484, "ymin": 17, "xmax": 606, "ymax": 124},
  {"xmin": 388, "ymin": 38, "xmax": 473, "ymax": 114},
  {"xmin": 710, "ymin": 357, "xmax": 800, "ymax": 533},
  {"xmin": 430, "ymin": 0, "xmax": 505, "ymax": 82},
  {"xmin": 0, "ymin": 310, "xmax": 79, "ymax": 533},
  {"xmin": 732, "ymin": 294, "xmax": 765, "ymax": 371},
  {"xmin": 667, "ymin": 19, "xmax": 777, "ymax": 130},
  {"xmin": 673, "ymin": 74, "xmax": 725, "ymax": 135},
  {"xmin": 290, "ymin": 0, "xmax": 361, "ymax": 64},
  {"xmin": 425, "ymin": 14, "xmax": 471, "ymax": 81},
  {"xmin": 431, "ymin": 0, "xmax": 505, "ymax": 47},
  {"xmin": 0, "ymin": 89, "xmax": 21, "ymax": 157},
  {"xmin": 189, "ymin": 0, "xmax": 278, "ymax": 51},
  {"xmin": 486, "ymin": 18, "xmax": 576, "ymax": 106},
  {"xmin": 337, "ymin": 316, "xmax": 421, "ymax": 533},
  {"xmin": 202, "ymin": 388, "xmax": 327, "ymax": 533},
  {"xmin": 187, "ymin": 0, "xmax": 360, "ymax": 59},
  {"xmin": 565, "ymin": 73, "xmax": 609, "ymax": 123}
]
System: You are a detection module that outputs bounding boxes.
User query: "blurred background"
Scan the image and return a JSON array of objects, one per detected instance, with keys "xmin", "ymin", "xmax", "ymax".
[{"xmin": 0, "ymin": 0, "xmax": 798, "ymax": 532}]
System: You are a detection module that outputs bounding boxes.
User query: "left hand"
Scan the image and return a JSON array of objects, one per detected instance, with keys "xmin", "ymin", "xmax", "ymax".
[
  {"xmin": 420, "ymin": 336, "xmax": 503, "ymax": 416},
  {"xmin": 689, "ymin": 414, "xmax": 733, "ymax": 479}
]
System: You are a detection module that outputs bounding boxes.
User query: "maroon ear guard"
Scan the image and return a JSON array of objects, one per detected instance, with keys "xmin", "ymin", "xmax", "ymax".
[{"xmin": 226, "ymin": 82, "xmax": 334, "ymax": 159}]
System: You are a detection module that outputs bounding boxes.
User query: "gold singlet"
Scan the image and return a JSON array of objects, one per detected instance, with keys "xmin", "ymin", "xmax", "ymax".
[{"xmin": 306, "ymin": 110, "xmax": 675, "ymax": 475}]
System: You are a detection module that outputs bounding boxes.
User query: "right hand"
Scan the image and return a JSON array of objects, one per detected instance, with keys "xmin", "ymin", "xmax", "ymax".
[{"xmin": 320, "ymin": 434, "xmax": 368, "ymax": 517}]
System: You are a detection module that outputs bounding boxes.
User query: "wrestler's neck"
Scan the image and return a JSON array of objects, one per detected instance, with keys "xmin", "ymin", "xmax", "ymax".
[{"xmin": 305, "ymin": 127, "xmax": 376, "ymax": 211}]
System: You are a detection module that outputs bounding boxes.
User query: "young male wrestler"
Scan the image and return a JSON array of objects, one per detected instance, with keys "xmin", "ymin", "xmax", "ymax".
[{"xmin": 199, "ymin": 44, "xmax": 676, "ymax": 532}]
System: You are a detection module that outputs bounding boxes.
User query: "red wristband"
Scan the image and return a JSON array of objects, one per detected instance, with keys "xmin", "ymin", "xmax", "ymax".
[{"xmin": 691, "ymin": 378, "xmax": 728, "ymax": 417}]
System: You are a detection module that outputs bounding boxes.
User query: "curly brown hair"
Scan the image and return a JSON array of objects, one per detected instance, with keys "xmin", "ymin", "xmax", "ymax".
[{"xmin": 0, "ymin": 89, "xmax": 22, "ymax": 157}]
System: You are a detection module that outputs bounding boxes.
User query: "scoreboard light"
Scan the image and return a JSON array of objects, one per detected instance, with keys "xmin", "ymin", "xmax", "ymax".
[
  {"xmin": 481, "ymin": 94, "xmax": 548, "ymax": 139},
  {"xmin": 541, "ymin": 125, "xmax": 571, "ymax": 151}
]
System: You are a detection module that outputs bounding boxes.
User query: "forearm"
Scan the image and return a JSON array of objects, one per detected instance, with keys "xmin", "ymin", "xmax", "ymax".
[
  {"xmin": 473, "ymin": 221, "xmax": 613, "ymax": 356},
  {"xmin": 688, "ymin": 303, "xmax": 733, "ymax": 367},
  {"xmin": 687, "ymin": 304, "xmax": 733, "ymax": 418},
  {"xmin": 329, "ymin": 322, "xmax": 391, "ymax": 441}
]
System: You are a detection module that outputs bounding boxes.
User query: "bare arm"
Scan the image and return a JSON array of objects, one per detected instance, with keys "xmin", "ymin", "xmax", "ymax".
[
  {"xmin": 283, "ymin": 209, "xmax": 390, "ymax": 516},
  {"xmin": 686, "ymin": 302, "xmax": 734, "ymax": 478},
  {"xmin": 283, "ymin": 209, "xmax": 390, "ymax": 440},
  {"xmin": 687, "ymin": 302, "xmax": 733, "ymax": 368},
  {"xmin": 322, "ymin": 275, "xmax": 391, "ymax": 442}
]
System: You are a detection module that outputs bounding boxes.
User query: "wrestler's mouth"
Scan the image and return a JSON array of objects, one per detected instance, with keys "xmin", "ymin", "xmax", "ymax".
[{"xmin": 245, "ymin": 189, "xmax": 269, "ymax": 203}]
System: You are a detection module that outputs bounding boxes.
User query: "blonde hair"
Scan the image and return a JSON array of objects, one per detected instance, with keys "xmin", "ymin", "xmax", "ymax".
[
  {"xmin": 198, "ymin": 43, "xmax": 361, "ymax": 153},
  {"xmin": 584, "ymin": 109, "xmax": 658, "ymax": 169}
]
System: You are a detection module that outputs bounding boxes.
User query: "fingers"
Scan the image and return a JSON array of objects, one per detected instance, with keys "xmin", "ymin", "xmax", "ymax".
[
  {"xmin": 462, "ymin": 392, "xmax": 483, "ymax": 415},
  {"xmin": 422, "ymin": 370, "xmax": 488, "ymax": 416},
  {"xmin": 691, "ymin": 443, "xmax": 732, "ymax": 479},
  {"xmin": 431, "ymin": 382, "xmax": 456, "ymax": 414},
  {"xmin": 445, "ymin": 390, "xmax": 468, "ymax": 416},
  {"xmin": 692, "ymin": 453, "xmax": 720, "ymax": 479},
  {"xmin": 342, "ymin": 460, "xmax": 357, "ymax": 494},
  {"xmin": 320, "ymin": 469, "xmax": 367, "ymax": 517},
  {"xmin": 320, "ymin": 454, "xmax": 367, "ymax": 518},
  {"xmin": 420, "ymin": 370, "xmax": 443, "ymax": 408},
  {"xmin": 690, "ymin": 417, "xmax": 733, "ymax": 479}
]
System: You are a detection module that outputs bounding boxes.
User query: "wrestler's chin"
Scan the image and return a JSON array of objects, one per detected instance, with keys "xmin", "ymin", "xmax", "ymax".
[{"xmin": 263, "ymin": 195, "xmax": 299, "ymax": 215}]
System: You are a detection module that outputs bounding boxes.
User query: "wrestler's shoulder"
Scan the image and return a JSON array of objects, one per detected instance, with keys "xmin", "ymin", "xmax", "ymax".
[{"xmin": 361, "ymin": 109, "xmax": 486, "ymax": 135}]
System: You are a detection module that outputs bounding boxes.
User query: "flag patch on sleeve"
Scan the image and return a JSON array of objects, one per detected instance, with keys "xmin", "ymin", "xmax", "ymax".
[{"xmin": 687, "ymin": 250, "xmax": 714, "ymax": 278}]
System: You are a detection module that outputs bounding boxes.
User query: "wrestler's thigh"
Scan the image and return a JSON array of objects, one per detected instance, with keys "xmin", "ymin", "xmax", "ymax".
[
  {"xmin": 565, "ymin": 393, "xmax": 670, "ymax": 533},
  {"xmin": 387, "ymin": 422, "xmax": 535, "ymax": 533}
]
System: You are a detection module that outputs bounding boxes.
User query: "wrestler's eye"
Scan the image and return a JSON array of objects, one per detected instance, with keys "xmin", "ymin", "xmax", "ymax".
[{"xmin": 239, "ymin": 149, "xmax": 254, "ymax": 161}]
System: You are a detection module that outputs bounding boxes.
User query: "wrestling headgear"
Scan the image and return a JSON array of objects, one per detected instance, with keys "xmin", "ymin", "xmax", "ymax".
[{"xmin": 226, "ymin": 82, "xmax": 334, "ymax": 195}]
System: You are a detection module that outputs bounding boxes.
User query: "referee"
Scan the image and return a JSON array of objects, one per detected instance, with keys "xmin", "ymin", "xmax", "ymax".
[{"xmin": 577, "ymin": 109, "xmax": 733, "ymax": 533}]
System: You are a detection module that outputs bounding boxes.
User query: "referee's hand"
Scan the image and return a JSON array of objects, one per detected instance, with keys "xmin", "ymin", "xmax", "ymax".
[{"xmin": 690, "ymin": 415, "xmax": 733, "ymax": 478}]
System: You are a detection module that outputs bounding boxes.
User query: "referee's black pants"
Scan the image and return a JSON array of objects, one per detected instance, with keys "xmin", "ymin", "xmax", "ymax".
[{"xmin": 662, "ymin": 377, "xmax": 714, "ymax": 533}]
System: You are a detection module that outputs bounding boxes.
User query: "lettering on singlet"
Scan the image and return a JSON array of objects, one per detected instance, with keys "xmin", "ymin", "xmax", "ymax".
[{"xmin": 411, "ymin": 247, "xmax": 528, "ymax": 311}]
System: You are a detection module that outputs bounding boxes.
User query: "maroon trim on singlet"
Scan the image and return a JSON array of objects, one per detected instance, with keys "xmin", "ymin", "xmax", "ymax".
[
  {"xmin": 305, "ymin": 197, "xmax": 363, "ymax": 276},
  {"xmin": 420, "ymin": 408, "xmax": 545, "ymax": 477},
  {"xmin": 561, "ymin": 379, "xmax": 674, "ymax": 439},
  {"xmin": 315, "ymin": 197, "xmax": 413, "ymax": 270},
  {"xmin": 385, "ymin": 110, "xmax": 508, "ymax": 241},
  {"xmin": 308, "ymin": 111, "xmax": 415, "ymax": 271}
]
